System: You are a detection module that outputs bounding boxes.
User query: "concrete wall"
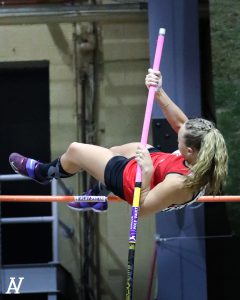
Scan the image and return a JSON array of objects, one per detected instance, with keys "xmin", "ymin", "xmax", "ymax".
[
  {"xmin": 0, "ymin": 20, "xmax": 155, "ymax": 299},
  {"xmin": 0, "ymin": 22, "xmax": 82, "ymax": 292}
]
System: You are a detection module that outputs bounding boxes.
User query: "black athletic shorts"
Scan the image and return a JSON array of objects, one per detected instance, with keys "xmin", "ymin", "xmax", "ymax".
[{"xmin": 104, "ymin": 147, "xmax": 160, "ymax": 199}]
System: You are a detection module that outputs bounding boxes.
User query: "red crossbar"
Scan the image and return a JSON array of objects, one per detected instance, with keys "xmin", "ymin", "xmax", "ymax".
[{"xmin": 0, "ymin": 195, "xmax": 239, "ymax": 202}]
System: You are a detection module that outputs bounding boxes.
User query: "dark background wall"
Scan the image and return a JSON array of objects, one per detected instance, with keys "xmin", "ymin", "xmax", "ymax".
[
  {"xmin": 0, "ymin": 61, "xmax": 52, "ymax": 265},
  {"xmin": 207, "ymin": 1, "xmax": 240, "ymax": 299},
  {"xmin": 210, "ymin": 0, "xmax": 240, "ymax": 232}
]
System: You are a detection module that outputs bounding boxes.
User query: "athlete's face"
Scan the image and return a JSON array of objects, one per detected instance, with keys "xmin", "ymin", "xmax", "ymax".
[
  {"xmin": 178, "ymin": 124, "xmax": 188, "ymax": 156},
  {"xmin": 178, "ymin": 124, "xmax": 198, "ymax": 165}
]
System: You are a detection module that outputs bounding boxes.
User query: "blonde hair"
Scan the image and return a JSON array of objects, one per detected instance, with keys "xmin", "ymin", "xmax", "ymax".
[{"xmin": 183, "ymin": 118, "xmax": 228, "ymax": 194}]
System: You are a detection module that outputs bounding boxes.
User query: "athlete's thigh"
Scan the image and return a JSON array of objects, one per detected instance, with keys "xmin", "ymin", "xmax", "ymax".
[
  {"xmin": 110, "ymin": 142, "xmax": 154, "ymax": 158},
  {"xmin": 61, "ymin": 142, "xmax": 114, "ymax": 183}
]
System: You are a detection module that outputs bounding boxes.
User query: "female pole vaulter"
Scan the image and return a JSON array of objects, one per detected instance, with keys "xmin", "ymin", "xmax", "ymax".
[{"xmin": 9, "ymin": 69, "xmax": 228, "ymax": 216}]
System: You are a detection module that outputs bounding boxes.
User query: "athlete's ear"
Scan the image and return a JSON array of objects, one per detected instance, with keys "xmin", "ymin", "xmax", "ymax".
[{"xmin": 186, "ymin": 147, "xmax": 194, "ymax": 155}]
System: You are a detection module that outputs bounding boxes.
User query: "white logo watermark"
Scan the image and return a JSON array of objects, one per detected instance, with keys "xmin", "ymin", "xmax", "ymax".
[{"xmin": 5, "ymin": 277, "xmax": 24, "ymax": 294}]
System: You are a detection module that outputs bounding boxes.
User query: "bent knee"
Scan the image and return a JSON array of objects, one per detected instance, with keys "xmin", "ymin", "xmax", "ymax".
[{"xmin": 66, "ymin": 142, "xmax": 82, "ymax": 157}]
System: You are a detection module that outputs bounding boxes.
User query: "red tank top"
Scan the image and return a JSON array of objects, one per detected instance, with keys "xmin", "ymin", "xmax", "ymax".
[{"xmin": 122, "ymin": 151, "xmax": 190, "ymax": 204}]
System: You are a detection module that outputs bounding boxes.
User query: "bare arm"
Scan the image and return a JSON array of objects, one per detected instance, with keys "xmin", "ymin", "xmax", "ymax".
[
  {"xmin": 139, "ymin": 174, "xmax": 193, "ymax": 217},
  {"xmin": 145, "ymin": 69, "xmax": 188, "ymax": 133},
  {"xmin": 155, "ymin": 88, "xmax": 188, "ymax": 133}
]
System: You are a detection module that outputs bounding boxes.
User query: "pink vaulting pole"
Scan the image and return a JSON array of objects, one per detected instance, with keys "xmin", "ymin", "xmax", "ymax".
[
  {"xmin": 126, "ymin": 28, "xmax": 166, "ymax": 300},
  {"xmin": 136, "ymin": 28, "xmax": 166, "ymax": 182}
]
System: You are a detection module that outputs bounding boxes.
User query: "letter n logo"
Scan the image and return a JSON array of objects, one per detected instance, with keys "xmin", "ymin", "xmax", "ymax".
[{"xmin": 5, "ymin": 277, "xmax": 24, "ymax": 294}]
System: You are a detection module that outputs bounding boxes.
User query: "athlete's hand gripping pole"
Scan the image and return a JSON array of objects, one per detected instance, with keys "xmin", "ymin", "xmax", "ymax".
[{"xmin": 125, "ymin": 28, "xmax": 166, "ymax": 300}]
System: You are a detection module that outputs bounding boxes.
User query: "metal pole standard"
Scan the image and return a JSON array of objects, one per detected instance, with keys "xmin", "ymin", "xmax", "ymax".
[
  {"xmin": 0, "ymin": 216, "xmax": 54, "ymax": 224},
  {"xmin": 51, "ymin": 180, "xmax": 59, "ymax": 263},
  {"xmin": 0, "ymin": 174, "xmax": 30, "ymax": 181},
  {"xmin": 125, "ymin": 28, "xmax": 166, "ymax": 300}
]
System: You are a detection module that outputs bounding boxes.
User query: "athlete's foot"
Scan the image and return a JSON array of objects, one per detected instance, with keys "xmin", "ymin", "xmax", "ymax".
[
  {"xmin": 9, "ymin": 152, "xmax": 51, "ymax": 184},
  {"xmin": 67, "ymin": 189, "xmax": 108, "ymax": 213}
]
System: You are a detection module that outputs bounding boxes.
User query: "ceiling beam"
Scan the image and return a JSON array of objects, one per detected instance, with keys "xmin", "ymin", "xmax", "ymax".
[{"xmin": 0, "ymin": 3, "xmax": 148, "ymax": 25}]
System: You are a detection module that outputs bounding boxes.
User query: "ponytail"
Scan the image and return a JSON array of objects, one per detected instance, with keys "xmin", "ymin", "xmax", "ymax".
[{"xmin": 184, "ymin": 119, "xmax": 228, "ymax": 194}]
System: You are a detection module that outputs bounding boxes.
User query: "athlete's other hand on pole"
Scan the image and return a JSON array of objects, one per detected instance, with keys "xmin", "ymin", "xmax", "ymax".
[
  {"xmin": 145, "ymin": 68, "xmax": 162, "ymax": 92},
  {"xmin": 135, "ymin": 145, "xmax": 153, "ymax": 174}
]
